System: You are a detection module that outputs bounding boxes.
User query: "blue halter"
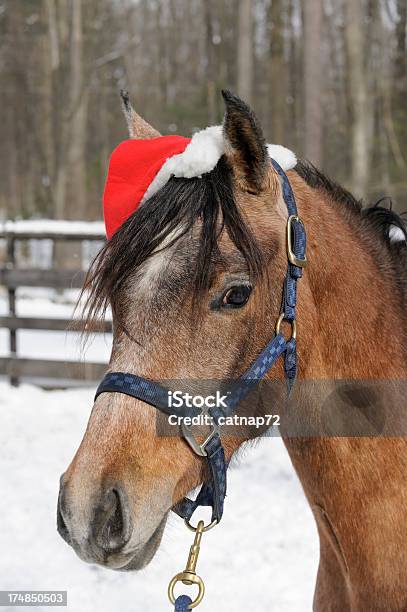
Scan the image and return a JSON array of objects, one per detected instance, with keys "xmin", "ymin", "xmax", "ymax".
[{"xmin": 95, "ymin": 159, "xmax": 306, "ymax": 526}]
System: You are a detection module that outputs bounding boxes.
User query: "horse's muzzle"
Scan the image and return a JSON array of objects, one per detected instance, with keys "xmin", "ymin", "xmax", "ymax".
[{"xmin": 57, "ymin": 476, "xmax": 132, "ymax": 562}]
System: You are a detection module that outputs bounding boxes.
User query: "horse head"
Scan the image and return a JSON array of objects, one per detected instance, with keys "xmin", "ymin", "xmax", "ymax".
[{"xmin": 57, "ymin": 91, "xmax": 308, "ymax": 571}]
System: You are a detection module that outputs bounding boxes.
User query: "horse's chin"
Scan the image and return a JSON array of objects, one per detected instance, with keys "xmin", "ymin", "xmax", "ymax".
[
  {"xmin": 111, "ymin": 514, "xmax": 168, "ymax": 571},
  {"xmin": 71, "ymin": 513, "xmax": 168, "ymax": 572}
]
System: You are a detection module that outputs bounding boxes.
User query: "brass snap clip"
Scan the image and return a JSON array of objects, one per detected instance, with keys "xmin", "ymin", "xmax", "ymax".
[{"xmin": 168, "ymin": 520, "xmax": 206, "ymax": 609}]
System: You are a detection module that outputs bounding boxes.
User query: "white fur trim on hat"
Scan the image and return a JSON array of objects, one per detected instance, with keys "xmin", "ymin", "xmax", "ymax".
[
  {"xmin": 389, "ymin": 225, "xmax": 406, "ymax": 243},
  {"xmin": 142, "ymin": 125, "xmax": 297, "ymax": 204},
  {"xmin": 266, "ymin": 144, "xmax": 297, "ymax": 173},
  {"xmin": 142, "ymin": 126, "xmax": 224, "ymax": 203}
]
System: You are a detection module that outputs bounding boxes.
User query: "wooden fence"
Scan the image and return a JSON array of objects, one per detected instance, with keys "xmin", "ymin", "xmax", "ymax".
[{"xmin": 0, "ymin": 224, "xmax": 111, "ymax": 386}]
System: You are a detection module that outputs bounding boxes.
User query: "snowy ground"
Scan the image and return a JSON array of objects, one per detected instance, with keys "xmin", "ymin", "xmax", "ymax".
[
  {"xmin": 0, "ymin": 220, "xmax": 105, "ymax": 236},
  {"xmin": 0, "ymin": 383, "xmax": 319, "ymax": 612}
]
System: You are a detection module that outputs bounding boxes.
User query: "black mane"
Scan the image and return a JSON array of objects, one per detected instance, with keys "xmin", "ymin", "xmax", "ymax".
[
  {"xmin": 82, "ymin": 156, "xmax": 263, "ymax": 325},
  {"xmin": 295, "ymin": 159, "xmax": 407, "ymax": 246},
  {"xmin": 295, "ymin": 158, "xmax": 407, "ymax": 302},
  {"xmin": 295, "ymin": 159, "xmax": 363, "ymax": 214}
]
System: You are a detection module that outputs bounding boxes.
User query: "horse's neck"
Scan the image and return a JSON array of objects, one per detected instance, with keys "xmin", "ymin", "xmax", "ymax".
[
  {"xmin": 283, "ymin": 175, "xmax": 407, "ymax": 523},
  {"xmin": 292, "ymin": 174, "xmax": 406, "ymax": 380}
]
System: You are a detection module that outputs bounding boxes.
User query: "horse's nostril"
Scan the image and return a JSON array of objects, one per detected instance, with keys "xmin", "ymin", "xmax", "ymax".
[
  {"xmin": 92, "ymin": 486, "xmax": 131, "ymax": 554},
  {"xmin": 107, "ymin": 490, "xmax": 124, "ymax": 540}
]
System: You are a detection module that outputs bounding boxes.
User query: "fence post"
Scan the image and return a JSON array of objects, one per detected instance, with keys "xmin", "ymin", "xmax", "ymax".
[{"xmin": 6, "ymin": 234, "xmax": 18, "ymax": 386}]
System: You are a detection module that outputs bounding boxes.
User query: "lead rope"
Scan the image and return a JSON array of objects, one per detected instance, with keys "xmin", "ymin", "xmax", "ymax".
[
  {"xmin": 168, "ymin": 520, "xmax": 208, "ymax": 610},
  {"xmin": 174, "ymin": 596, "xmax": 193, "ymax": 612}
]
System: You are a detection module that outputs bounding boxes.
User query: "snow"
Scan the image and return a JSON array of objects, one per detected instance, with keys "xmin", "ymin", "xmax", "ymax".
[
  {"xmin": 0, "ymin": 219, "xmax": 105, "ymax": 236},
  {"xmin": 0, "ymin": 383, "xmax": 319, "ymax": 612},
  {"xmin": 0, "ymin": 326, "xmax": 110, "ymax": 364}
]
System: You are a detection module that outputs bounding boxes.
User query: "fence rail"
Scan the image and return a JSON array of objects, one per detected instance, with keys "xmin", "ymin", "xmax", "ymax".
[
  {"xmin": 0, "ymin": 357, "xmax": 107, "ymax": 382},
  {"xmin": 0, "ymin": 223, "xmax": 109, "ymax": 387},
  {"xmin": 0, "ymin": 268, "xmax": 87, "ymax": 289}
]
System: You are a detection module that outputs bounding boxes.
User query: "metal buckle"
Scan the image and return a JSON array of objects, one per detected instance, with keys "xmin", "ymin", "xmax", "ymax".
[
  {"xmin": 287, "ymin": 215, "xmax": 307, "ymax": 268},
  {"xmin": 181, "ymin": 408, "xmax": 220, "ymax": 457}
]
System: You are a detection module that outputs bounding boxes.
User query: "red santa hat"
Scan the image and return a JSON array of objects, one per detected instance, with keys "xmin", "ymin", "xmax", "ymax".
[{"xmin": 103, "ymin": 125, "xmax": 296, "ymax": 239}]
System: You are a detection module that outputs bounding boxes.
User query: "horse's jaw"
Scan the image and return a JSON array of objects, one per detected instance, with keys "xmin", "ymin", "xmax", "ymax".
[
  {"xmin": 58, "ymin": 503, "xmax": 169, "ymax": 572},
  {"xmin": 95, "ymin": 513, "xmax": 168, "ymax": 572}
]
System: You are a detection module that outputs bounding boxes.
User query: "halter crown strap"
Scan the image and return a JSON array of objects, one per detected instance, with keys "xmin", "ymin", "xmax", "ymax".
[{"xmin": 94, "ymin": 159, "xmax": 306, "ymax": 525}]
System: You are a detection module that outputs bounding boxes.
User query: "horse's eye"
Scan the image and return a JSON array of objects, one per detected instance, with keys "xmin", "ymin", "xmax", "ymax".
[{"xmin": 222, "ymin": 285, "xmax": 252, "ymax": 309}]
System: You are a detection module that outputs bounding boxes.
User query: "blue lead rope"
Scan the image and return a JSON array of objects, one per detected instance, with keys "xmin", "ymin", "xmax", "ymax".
[{"xmin": 174, "ymin": 596, "xmax": 193, "ymax": 612}]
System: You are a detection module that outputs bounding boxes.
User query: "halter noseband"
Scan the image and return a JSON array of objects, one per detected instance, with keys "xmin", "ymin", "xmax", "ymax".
[{"xmin": 95, "ymin": 159, "xmax": 307, "ymax": 527}]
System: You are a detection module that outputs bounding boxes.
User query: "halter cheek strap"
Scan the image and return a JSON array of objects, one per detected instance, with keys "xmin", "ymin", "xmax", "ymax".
[{"xmin": 94, "ymin": 159, "xmax": 307, "ymax": 526}]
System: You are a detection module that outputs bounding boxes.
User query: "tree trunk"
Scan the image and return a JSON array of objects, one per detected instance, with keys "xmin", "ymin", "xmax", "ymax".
[
  {"xmin": 395, "ymin": 0, "xmax": 407, "ymax": 86},
  {"xmin": 66, "ymin": 0, "xmax": 88, "ymax": 220},
  {"xmin": 303, "ymin": 0, "xmax": 323, "ymax": 166},
  {"xmin": 237, "ymin": 0, "xmax": 253, "ymax": 104},
  {"xmin": 54, "ymin": 0, "xmax": 87, "ymax": 270},
  {"xmin": 345, "ymin": 0, "xmax": 370, "ymax": 198},
  {"xmin": 45, "ymin": 0, "xmax": 59, "ymax": 71},
  {"xmin": 268, "ymin": 0, "xmax": 285, "ymax": 144},
  {"xmin": 205, "ymin": 0, "xmax": 217, "ymax": 124}
]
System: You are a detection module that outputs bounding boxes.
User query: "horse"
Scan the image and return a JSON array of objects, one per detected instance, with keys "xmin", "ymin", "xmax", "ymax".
[{"xmin": 57, "ymin": 90, "xmax": 407, "ymax": 611}]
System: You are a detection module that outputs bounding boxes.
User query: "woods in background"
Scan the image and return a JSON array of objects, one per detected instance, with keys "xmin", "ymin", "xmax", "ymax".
[{"xmin": 0, "ymin": 0, "xmax": 406, "ymax": 222}]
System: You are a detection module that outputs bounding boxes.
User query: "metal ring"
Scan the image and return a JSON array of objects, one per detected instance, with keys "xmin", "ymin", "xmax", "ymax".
[
  {"xmin": 275, "ymin": 313, "xmax": 297, "ymax": 340},
  {"xmin": 168, "ymin": 572, "xmax": 205, "ymax": 609},
  {"xmin": 184, "ymin": 517, "xmax": 218, "ymax": 533}
]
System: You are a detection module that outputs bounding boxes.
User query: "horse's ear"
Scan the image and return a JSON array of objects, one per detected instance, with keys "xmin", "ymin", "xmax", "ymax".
[
  {"xmin": 222, "ymin": 90, "xmax": 269, "ymax": 193},
  {"xmin": 120, "ymin": 90, "xmax": 161, "ymax": 139}
]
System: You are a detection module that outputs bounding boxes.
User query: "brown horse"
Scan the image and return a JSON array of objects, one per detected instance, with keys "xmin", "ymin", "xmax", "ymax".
[{"xmin": 58, "ymin": 91, "xmax": 407, "ymax": 611}]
